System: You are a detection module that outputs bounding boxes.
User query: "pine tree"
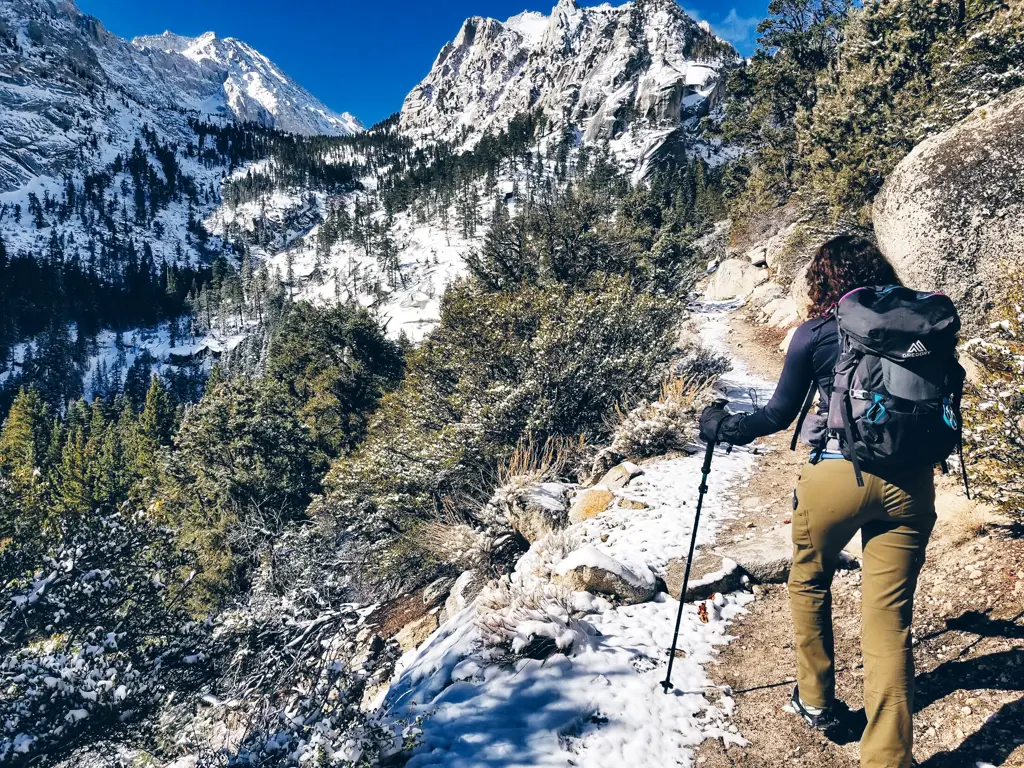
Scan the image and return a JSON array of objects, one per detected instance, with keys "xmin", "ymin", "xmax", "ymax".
[
  {"xmin": 139, "ymin": 374, "xmax": 176, "ymax": 447},
  {"xmin": 0, "ymin": 389, "xmax": 52, "ymax": 542},
  {"xmin": 53, "ymin": 402, "xmax": 91, "ymax": 518}
]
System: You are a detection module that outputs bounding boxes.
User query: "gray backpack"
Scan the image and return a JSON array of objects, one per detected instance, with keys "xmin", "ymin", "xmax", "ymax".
[{"xmin": 793, "ymin": 286, "xmax": 968, "ymax": 490}]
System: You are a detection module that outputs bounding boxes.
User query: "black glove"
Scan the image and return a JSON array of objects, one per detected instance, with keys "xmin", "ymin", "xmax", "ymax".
[{"xmin": 699, "ymin": 404, "xmax": 754, "ymax": 446}]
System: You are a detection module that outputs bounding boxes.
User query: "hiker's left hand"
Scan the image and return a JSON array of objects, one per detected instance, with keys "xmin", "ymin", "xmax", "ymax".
[{"xmin": 699, "ymin": 405, "xmax": 753, "ymax": 446}]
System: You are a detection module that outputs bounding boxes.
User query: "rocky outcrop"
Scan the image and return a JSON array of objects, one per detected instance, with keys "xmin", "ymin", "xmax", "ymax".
[
  {"xmin": 395, "ymin": 613, "xmax": 439, "ymax": 653},
  {"xmin": 874, "ymin": 86, "xmax": 1024, "ymax": 323},
  {"xmin": 745, "ymin": 223, "xmax": 799, "ymax": 270},
  {"xmin": 399, "ymin": 0, "xmax": 736, "ymax": 171},
  {"xmin": 554, "ymin": 545, "xmax": 657, "ymax": 605},
  {"xmin": 704, "ymin": 259, "xmax": 769, "ymax": 302},
  {"xmin": 503, "ymin": 482, "xmax": 572, "ymax": 543},
  {"xmin": 422, "ymin": 576, "xmax": 456, "ymax": 607},
  {"xmin": 444, "ymin": 570, "xmax": 487, "ymax": 617}
]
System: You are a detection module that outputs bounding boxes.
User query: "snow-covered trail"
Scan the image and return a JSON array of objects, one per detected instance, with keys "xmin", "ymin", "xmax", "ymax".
[{"xmin": 378, "ymin": 305, "xmax": 779, "ymax": 768}]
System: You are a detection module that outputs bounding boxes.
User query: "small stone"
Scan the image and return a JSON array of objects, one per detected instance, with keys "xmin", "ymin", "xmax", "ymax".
[
  {"xmin": 600, "ymin": 533, "xmax": 610, "ymax": 543},
  {"xmin": 1016, "ymin": 570, "xmax": 1024, "ymax": 580},
  {"xmin": 618, "ymin": 498, "xmax": 650, "ymax": 510},
  {"xmin": 925, "ymin": 727, "xmax": 937, "ymax": 739},
  {"xmin": 969, "ymin": 570, "xmax": 983, "ymax": 580},
  {"xmin": 751, "ymin": 584, "xmax": 766, "ymax": 597},
  {"xmin": 961, "ymin": 706, "xmax": 973, "ymax": 715}
]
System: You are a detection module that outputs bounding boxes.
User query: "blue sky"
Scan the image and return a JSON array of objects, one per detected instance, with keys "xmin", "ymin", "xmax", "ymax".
[{"xmin": 76, "ymin": 0, "xmax": 767, "ymax": 127}]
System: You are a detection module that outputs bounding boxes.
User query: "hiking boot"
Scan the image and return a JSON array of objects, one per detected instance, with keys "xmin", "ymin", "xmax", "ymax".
[{"xmin": 786, "ymin": 685, "xmax": 842, "ymax": 730}]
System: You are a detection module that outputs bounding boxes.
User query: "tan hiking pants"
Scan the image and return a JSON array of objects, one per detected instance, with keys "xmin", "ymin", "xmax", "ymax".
[{"xmin": 790, "ymin": 459, "xmax": 936, "ymax": 768}]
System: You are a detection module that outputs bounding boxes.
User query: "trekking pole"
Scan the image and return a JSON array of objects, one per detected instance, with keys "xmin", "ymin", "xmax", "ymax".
[{"xmin": 661, "ymin": 407, "xmax": 727, "ymax": 694}]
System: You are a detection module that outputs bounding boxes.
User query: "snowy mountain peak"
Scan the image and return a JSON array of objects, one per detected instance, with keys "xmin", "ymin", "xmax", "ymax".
[
  {"xmin": 504, "ymin": 11, "xmax": 549, "ymax": 45},
  {"xmin": 399, "ymin": 0, "xmax": 738, "ymax": 164},
  {"xmin": 138, "ymin": 30, "xmax": 197, "ymax": 53},
  {"xmin": 131, "ymin": 31, "xmax": 363, "ymax": 136}
]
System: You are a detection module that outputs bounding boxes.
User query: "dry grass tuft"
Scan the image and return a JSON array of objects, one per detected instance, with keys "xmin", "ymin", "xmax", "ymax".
[{"xmin": 499, "ymin": 434, "xmax": 582, "ymax": 488}]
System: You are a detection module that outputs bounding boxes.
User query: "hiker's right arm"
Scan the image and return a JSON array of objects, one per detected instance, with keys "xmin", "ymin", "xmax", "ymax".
[{"xmin": 724, "ymin": 320, "xmax": 817, "ymax": 442}]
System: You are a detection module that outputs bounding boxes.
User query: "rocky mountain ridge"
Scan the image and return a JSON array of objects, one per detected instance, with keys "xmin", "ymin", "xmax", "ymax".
[{"xmin": 399, "ymin": 0, "xmax": 737, "ymax": 171}]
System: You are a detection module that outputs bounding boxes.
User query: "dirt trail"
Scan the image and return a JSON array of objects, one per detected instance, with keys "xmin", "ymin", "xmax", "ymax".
[{"xmin": 696, "ymin": 313, "xmax": 1024, "ymax": 768}]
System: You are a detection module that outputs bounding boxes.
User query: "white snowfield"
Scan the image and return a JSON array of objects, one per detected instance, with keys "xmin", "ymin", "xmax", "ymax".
[
  {"xmin": 377, "ymin": 307, "xmax": 778, "ymax": 767},
  {"xmin": 225, "ymin": 167, "xmax": 507, "ymax": 341}
]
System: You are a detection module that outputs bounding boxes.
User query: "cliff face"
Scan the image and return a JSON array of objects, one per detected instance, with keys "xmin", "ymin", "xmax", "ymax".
[
  {"xmin": 398, "ymin": 0, "xmax": 736, "ymax": 167},
  {"xmin": 874, "ymin": 86, "xmax": 1024, "ymax": 323}
]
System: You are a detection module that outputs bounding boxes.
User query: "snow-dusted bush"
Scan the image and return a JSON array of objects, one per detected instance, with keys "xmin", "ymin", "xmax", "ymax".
[
  {"xmin": 207, "ymin": 624, "xmax": 391, "ymax": 768},
  {"xmin": 414, "ymin": 520, "xmax": 496, "ymax": 572},
  {"xmin": 474, "ymin": 530, "xmax": 595, "ymax": 659},
  {"xmin": 181, "ymin": 548, "xmax": 399, "ymax": 767},
  {"xmin": 319, "ymin": 275, "xmax": 681, "ymax": 595},
  {"xmin": 516, "ymin": 529, "xmax": 582, "ymax": 583},
  {"xmin": 476, "ymin": 580, "xmax": 595, "ymax": 659},
  {"xmin": 673, "ymin": 341, "xmax": 732, "ymax": 383},
  {"xmin": 0, "ymin": 508, "xmax": 210, "ymax": 764},
  {"xmin": 963, "ymin": 295, "xmax": 1024, "ymax": 522},
  {"xmin": 610, "ymin": 374, "xmax": 716, "ymax": 459}
]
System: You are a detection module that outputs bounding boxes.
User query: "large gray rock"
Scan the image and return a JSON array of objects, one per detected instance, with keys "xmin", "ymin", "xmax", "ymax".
[
  {"xmin": 721, "ymin": 525, "xmax": 793, "ymax": 584},
  {"xmin": 745, "ymin": 222, "xmax": 799, "ymax": 270},
  {"xmin": 554, "ymin": 546, "xmax": 657, "ymax": 605},
  {"xmin": 789, "ymin": 262, "xmax": 813, "ymax": 320},
  {"xmin": 704, "ymin": 259, "xmax": 769, "ymax": 302},
  {"xmin": 874, "ymin": 86, "xmax": 1024, "ymax": 324},
  {"xmin": 443, "ymin": 569, "xmax": 487, "ymax": 617}
]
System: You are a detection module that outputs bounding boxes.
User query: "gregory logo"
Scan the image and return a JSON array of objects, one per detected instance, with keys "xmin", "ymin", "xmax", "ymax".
[{"xmin": 903, "ymin": 340, "xmax": 930, "ymax": 358}]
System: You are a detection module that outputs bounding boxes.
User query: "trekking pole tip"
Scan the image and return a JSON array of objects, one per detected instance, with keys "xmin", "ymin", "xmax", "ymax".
[{"xmin": 660, "ymin": 679, "xmax": 673, "ymax": 694}]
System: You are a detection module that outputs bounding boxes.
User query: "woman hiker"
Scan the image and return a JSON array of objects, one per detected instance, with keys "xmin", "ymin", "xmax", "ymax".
[{"xmin": 699, "ymin": 235, "xmax": 960, "ymax": 768}]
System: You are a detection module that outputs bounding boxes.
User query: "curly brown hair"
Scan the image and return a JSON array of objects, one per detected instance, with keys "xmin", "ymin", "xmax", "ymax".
[{"xmin": 806, "ymin": 236, "xmax": 901, "ymax": 317}]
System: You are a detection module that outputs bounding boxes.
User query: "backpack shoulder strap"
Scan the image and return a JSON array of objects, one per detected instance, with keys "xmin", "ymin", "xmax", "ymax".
[
  {"xmin": 837, "ymin": 384, "xmax": 866, "ymax": 487},
  {"xmin": 790, "ymin": 380, "xmax": 818, "ymax": 452}
]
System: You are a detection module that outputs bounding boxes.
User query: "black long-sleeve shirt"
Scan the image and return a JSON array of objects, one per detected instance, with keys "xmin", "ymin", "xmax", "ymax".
[{"xmin": 737, "ymin": 316, "xmax": 839, "ymax": 440}]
